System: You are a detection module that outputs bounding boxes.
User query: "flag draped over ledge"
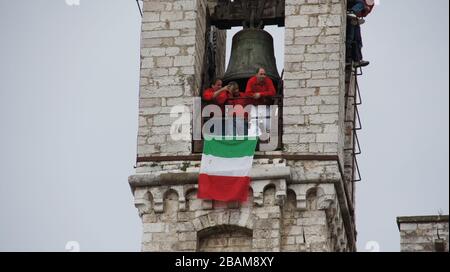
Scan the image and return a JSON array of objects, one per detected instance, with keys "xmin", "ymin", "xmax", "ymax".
[{"xmin": 197, "ymin": 136, "xmax": 258, "ymax": 202}]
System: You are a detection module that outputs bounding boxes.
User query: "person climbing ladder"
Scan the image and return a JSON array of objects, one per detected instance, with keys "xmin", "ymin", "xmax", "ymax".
[{"xmin": 346, "ymin": 0, "xmax": 375, "ymax": 68}]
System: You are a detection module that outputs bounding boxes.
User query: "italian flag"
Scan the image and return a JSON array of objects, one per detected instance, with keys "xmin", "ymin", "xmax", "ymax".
[{"xmin": 197, "ymin": 136, "xmax": 258, "ymax": 202}]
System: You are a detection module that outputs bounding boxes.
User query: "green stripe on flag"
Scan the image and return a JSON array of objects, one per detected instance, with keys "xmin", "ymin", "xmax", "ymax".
[{"xmin": 203, "ymin": 138, "xmax": 258, "ymax": 158}]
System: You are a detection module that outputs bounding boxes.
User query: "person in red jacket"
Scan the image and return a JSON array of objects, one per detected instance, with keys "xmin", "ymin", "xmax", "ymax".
[
  {"xmin": 226, "ymin": 81, "xmax": 249, "ymax": 117},
  {"xmin": 245, "ymin": 67, "xmax": 276, "ymax": 105},
  {"xmin": 202, "ymin": 78, "xmax": 229, "ymax": 106},
  {"xmin": 202, "ymin": 78, "xmax": 232, "ymax": 137}
]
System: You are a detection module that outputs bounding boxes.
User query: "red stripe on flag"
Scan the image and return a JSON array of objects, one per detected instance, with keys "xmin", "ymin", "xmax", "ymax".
[{"xmin": 197, "ymin": 174, "xmax": 250, "ymax": 202}]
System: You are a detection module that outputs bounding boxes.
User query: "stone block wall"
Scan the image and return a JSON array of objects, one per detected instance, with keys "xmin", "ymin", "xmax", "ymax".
[
  {"xmin": 137, "ymin": 0, "xmax": 350, "ymax": 162},
  {"xmin": 282, "ymin": 0, "xmax": 355, "ymax": 235},
  {"xmin": 131, "ymin": 174, "xmax": 349, "ymax": 252},
  {"xmin": 398, "ymin": 215, "xmax": 449, "ymax": 252},
  {"xmin": 138, "ymin": 0, "xmax": 227, "ymax": 159},
  {"xmin": 283, "ymin": 0, "xmax": 347, "ymax": 165}
]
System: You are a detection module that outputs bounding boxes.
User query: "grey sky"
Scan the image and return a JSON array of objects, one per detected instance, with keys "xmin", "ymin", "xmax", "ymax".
[{"xmin": 0, "ymin": 0, "xmax": 448, "ymax": 252}]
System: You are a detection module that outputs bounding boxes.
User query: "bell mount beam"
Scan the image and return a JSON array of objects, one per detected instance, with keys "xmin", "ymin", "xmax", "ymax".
[{"xmin": 211, "ymin": 0, "xmax": 285, "ymax": 29}]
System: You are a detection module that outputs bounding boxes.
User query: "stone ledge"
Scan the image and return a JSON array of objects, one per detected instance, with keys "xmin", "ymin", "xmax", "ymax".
[
  {"xmin": 129, "ymin": 166, "xmax": 292, "ymax": 188},
  {"xmin": 397, "ymin": 215, "xmax": 449, "ymax": 230}
]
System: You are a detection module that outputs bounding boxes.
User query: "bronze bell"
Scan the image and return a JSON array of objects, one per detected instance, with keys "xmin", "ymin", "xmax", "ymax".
[{"xmin": 223, "ymin": 28, "xmax": 281, "ymax": 90}]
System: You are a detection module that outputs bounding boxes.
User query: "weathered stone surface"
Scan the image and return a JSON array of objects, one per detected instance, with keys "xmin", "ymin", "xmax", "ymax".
[{"xmin": 398, "ymin": 215, "xmax": 449, "ymax": 252}]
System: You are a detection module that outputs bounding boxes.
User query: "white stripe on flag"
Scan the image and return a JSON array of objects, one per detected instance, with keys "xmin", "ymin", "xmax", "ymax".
[{"xmin": 199, "ymin": 154, "xmax": 254, "ymax": 177}]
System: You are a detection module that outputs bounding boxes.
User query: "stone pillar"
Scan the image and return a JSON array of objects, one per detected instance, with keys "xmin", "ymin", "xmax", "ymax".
[
  {"xmin": 138, "ymin": 0, "xmax": 210, "ymax": 160},
  {"xmin": 282, "ymin": 0, "xmax": 356, "ymax": 251},
  {"xmin": 283, "ymin": 0, "xmax": 347, "ymax": 160}
]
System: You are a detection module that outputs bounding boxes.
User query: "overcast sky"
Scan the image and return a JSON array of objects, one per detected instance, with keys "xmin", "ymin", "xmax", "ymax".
[{"xmin": 0, "ymin": 0, "xmax": 448, "ymax": 252}]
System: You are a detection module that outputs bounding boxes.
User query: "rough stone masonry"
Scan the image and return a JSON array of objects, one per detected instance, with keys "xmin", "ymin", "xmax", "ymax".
[
  {"xmin": 397, "ymin": 215, "xmax": 449, "ymax": 252},
  {"xmin": 129, "ymin": 0, "xmax": 358, "ymax": 252}
]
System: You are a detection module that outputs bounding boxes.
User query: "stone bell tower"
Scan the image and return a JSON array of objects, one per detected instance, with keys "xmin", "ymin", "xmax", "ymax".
[{"xmin": 129, "ymin": 0, "xmax": 359, "ymax": 252}]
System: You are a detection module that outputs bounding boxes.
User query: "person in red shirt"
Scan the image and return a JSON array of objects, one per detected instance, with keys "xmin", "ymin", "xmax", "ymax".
[
  {"xmin": 202, "ymin": 78, "xmax": 230, "ymax": 106},
  {"xmin": 226, "ymin": 81, "xmax": 249, "ymax": 117},
  {"xmin": 245, "ymin": 67, "xmax": 276, "ymax": 105},
  {"xmin": 202, "ymin": 78, "xmax": 230, "ymax": 137}
]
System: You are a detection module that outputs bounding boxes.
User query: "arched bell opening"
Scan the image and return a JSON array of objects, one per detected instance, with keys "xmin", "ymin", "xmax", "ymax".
[
  {"xmin": 223, "ymin": 28, "xmax": 281, "ymax": 93},
  {"xmin": 193, "ymin": 0, "xmax": 286, "ymax": 153}
]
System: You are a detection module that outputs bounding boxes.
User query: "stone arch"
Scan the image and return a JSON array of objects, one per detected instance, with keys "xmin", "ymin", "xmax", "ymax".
[
  {"xmin": 134, "ymin": 188, "xmax": 154, "ymax": 216},
  {"xmin": 284, "ymin": 189, "xmax": 297, "ymax": 211},
  {"xmin": 145, "ymin": 191, "xmax": 154, "ymax": 211},
  {"xmin": 193, "ymin": 211, "xmax": 254, "ymax": 232},
  {"xmin": 197, "ymin": 225, "xmax": 253, "ymax": 252},
  {"xmin": 263, "ymin": 184, "xmax": 276, "ymax": 206},
  {"xmin": 316, "ymin": 186, "xmax": 335, "ymax": 210},
  {"xmin": 241, "ymin": 187, "xmax": 254, "ymax": 209},
  {"xmin": 186, "ymin": 188, "xmax": 202, "ymax": 211},
  {"xmin": 305, "ymin": 185, "xmax": 335, "ymax": 211},
  {"xmin": 306, "ymin": 187, "xmax": 320, "ymax": 210},
  {"xmin": 183, "ymin": 185, "xmax": 197, "ymax": 198},
  {"xmin": 185, "ymin": 188, "xmax": 197, "ymax": 199},
  {"xmin": 281, "ymin": 189, "xmax": 300, "ymax": 251},
  {"xmin": 163, "ymin": 189, "xmax": 179, "ymax": 214},
  {"xmin": 149, "ymin": 187, "xmax": 165, "ymax": 213}
]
